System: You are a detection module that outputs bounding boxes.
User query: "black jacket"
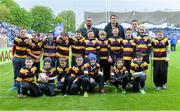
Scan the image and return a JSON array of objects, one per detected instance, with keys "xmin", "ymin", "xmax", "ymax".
[
  {"xmin": 80, "ymin": 27, "xmax": 99, "ymax": 38},
  {"xmin": 104, "ymin": 22, "xmax": 125, "ymax": 39}
]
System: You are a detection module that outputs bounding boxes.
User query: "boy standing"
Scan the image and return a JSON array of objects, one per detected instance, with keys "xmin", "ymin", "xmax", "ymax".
[{"xmin": 151, "ymin": 32, "xmax": 169, "ymax": 90}]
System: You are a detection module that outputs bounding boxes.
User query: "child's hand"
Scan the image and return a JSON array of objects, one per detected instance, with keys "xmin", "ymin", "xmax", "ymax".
[
  {"xmin": 61, "ymin": 77, "xmax": 65, "ymax": 82},
  {"xmin": 89, "ymin": 78, "xmax": 95, "ymax": 83},
  {"xmin": 165, "ymin": 58, "xmax": 169, "ymax": 62},
  {"xmin": 98, "ymin": 71, "xmax": 103, "ymax": 76}
]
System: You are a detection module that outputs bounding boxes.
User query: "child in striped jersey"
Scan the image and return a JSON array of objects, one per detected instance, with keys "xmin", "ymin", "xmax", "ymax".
[
  {"xmin": 98, "ymin": 31, "xmax": 111, "ymax": 83},
  {"xmin": 56, "ymin": 31, "xmax": 70, "ymax": 61},
  {"xmin": 84, "ymin": 31, "xmax": 100, "ymax": 63},
  {"xmin": 69, "ymin": 30, "xmax": 85, "ymax": 66},
  {"xmin": 108, "ymin": 27, "xmax": 123, "ymax": 66}
]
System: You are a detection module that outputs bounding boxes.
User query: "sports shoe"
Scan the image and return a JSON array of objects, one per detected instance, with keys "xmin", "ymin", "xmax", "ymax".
[
  {"xmin": 139, "ymin": 89, "xmax": 146, "ymax": 94},
  {"xmin": 99, "ymin": 88, "xmax": 105, "ymax": 94},
  {"xmin": 155, "ymin": 87, "xmax": 161, "ymax": 91},
  {"xmin": 83, "ymin": 91, "xmax": 88, "ymax": 97},
  {"xmin": 162, "ymin": 84, "xmax": 167, "ymax": 90},
  {"xmin": 9, "ymin": 86, "xmax": 17, "ymax": 91}
]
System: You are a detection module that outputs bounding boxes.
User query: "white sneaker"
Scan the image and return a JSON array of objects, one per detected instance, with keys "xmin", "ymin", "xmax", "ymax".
[
  {"xmin": 155, "ymin": 87, "xmax": 161, "ymax": 91},
  {"xmin": 162, "ymin": 84, "xmax": 167, "ymax": 90},
  {"xmin": 139, "ymin": 89, "xmax": 146, "ymax": 94}
]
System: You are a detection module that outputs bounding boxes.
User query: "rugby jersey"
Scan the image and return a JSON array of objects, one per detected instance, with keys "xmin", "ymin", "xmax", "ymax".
[
  {"xmin": 108, "ymin": 36, "xmax": 123, "ymax": 56},
  {"xmin": 40, "ymin": 67, "xmax": 56, "ymax": 83},
  {"xmin": 151, "ymin": 37, "xmax": 169, "ymax": 60},
  {"xmin": 84, "ymin": 38, "xmax": 100, "ymax": 58},
  {"xmin": 28, "ymin": 38, "xmax": 43, "ymax": 62},
  {"xmin": 13, "ymin": 36, "xmax": 30, "ymax": 58},
  {"xmin": 43, "ymin": 37, "xmax": 56, "ymax": 59},
  {"xmin": 134, "ymin": 35, "xmax": 151, "ymax": 56},
  {"xmin": 122, "ymin": 39, "xmax": 135, "ymax": 61},
  {"xmin": 98, "ymin": 39, "xmax": 108, "ymax": 60},
  {"xmin": 130, "ymin": 61, "xmax": 148, "ymax": 74},
  {"xmin": 70, "ymin": 36, "xmax": 85, "ymax": 59},
  {"xmin": 83, "ymin": 63, "xmax": 100, "ymax": 76},
  {"xmin": 56, "ymin": 38, "xmax": 70, "ymax": 59},
  {"xmin": 16, "ymin": 66, "xmax": 37, "ymax": 82},
  {"xmin": 56, "ymin": 66, "xmax": 71, "ymax": 81}
]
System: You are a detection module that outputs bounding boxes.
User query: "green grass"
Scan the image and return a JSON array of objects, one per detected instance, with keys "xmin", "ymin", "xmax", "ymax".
[{"xmin": 1, "ymin": 44, "xmax": 180, "ymax": 110}]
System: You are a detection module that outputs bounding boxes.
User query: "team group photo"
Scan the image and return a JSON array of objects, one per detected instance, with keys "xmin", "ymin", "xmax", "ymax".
[{"xmin": 0, "ymin": 0, "xmax": 180, "ymax": 110}]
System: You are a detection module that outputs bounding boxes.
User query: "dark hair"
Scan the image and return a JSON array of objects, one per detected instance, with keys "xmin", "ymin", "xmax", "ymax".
[
  {"xmin": 61, "ymin": 31, "xmax": 68, "ymax": 36},
  {"xmin": 25, "ymin": 57, "xmax": 33, "ymax": 61},
  {"xmin": 76, "ymin": 55, "xmax": 83, "ymax": 60},
  {"xmin": 131, "ymin": 19, "xmax": 138, "ymax": 23},
  {"xmin": 126, "ymin": 27, "xmax": 132, "ymax": 31},
  {"xmin": 110, "ymin": 15, "xmax": 117, "ymax": 19},
  {"xmin": 87, "ymin": 30, "xmax": 94, "ymax": 34},
  {"xmin": 116, "ymin": 58, "xmax": 124, "ymax": 63},
  {"xmin": 112, "ymin": 27, "xmax": 119, "ymax": 31}
]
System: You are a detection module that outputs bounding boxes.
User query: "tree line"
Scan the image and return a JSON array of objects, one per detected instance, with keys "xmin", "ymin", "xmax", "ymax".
[{"xmin": 0, "ymin": 0, "xmax": 76, "ymax": 33}]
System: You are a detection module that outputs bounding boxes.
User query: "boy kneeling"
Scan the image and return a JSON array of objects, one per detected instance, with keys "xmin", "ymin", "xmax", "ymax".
[
  {"xmin": 69, "ymin": 55, "xmax": 89, "ymax": 97},
  {"xmin": 84, "ymin": 53, "xmax": 105, "ymax": 94},
  {"xmin": 130, "ymin": 52, "xmax": 148, "ymax": 94},
  {"xmin": 16, "ymin": 57, "xmax": 42, "ymax": 97},
  {"xmin": 110, "ymin": 58, "xmax": 129, "ymax": 94},
  {"xmin": 38, "ymin": 57, "xmax": 57, "ymax": 96}
]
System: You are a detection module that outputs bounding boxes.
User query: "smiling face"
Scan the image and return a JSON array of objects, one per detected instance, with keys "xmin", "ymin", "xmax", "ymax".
[
  {"xmin": 139, "ymin": 25, "xmax": 146, "ymax": 35},
  {"xmin": 116, "ymin": 60, "xmax": 124, "ymax": 69},
  {"xmin": 90, "ymin": 59, "xmax": 96, "ymax": 66},
  {"xmin": 99, "ymin": 34, "xmax": 106, "ymax": 40},
  {"xmin": 126, "ymin": 30, "xmax": 132, "ymax": 39},
  {"xmin": 131, "ymin": 21, "xmax": 138, "ymax": 30},
  {"xmin": 136, "ymin": 56, "xmax": 143, "ymax": 64},
  {"xmin": 112, "ymin": 28, "xmax": 119, "ymax": 36},
  {"xmin": 157, "ymin": 32, "xmax": 163, "ymax": 39},
  {"xmin": 25, "ymin": 59, "xmax": 33, "ymax": 69},
  {"xmin": 20, "ymin": 29, "xmax": 27, "ymax": 38},
  {"xmin": 76, "ymin": 57, "xmax": 83, "ymax": 66},
  {"xmin": 44, "ymin": 61, "xmax": 51, "ymax": 69},
  {"xmin": 47, "ymin": 32, "xmax": 54, "ymax": 40},
  {"xmin": 75, "ymin": 32, "xmax": 82, "ymax": 39},
  {"xmin": 59, "ymin": 58, "xmax": 67, "ymax": 68},
  {"xmin": 87, "ymin": 31, "xmax": 94, "ymax": 39}
]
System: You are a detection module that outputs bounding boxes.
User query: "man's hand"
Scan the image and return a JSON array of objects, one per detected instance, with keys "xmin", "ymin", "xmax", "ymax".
[{"xmin": 108, "ymin": 56, "xmax": 113, "ymax": 63}]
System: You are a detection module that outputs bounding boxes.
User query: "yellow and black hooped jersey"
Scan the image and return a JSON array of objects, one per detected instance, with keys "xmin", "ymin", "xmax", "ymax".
[
  {"xmin": 130, "ymin": 61, "xmax": 148, "ymax": 74},
  {"xmin": 14, "ymin": 36, "xmax": 30, "ymax": 58},
  {"xmin": 57, "ymin": 66, "xmax": 71, "ymax": 76},
  {"xmin": 83, "ymin": 63, "xmax": 100, "ymax": 76},
  {"xmin": 112, "ymin": 66, "xmax": 128, "ymax": 77},
  {"xmin": 134, "ymin": 35, "xmax": 151, "ymax": 56},
  {"xmin": 40, "ymin": 67, "xmax": 56, "ymax": 83},
  {"xmin": 71, "ymin": 65, "xmax": 85, "ymax": 78},
  {"xmin": 84, "ymin": 39, "xmax": 100, "ymax": 58},
  {"xmin": 70, "ymin": 37, "xmax": 85, "ymax": 58},
  {"xmin": 108, "ymin": 36, "xmax": 123, "ymax": 55},
  {"xmin": 56, "ymin": 38, "xmax": 70, "ymax": 59},
  {"xmin": 16, "ymin": 66, "xmax": 37, "ymax": 82},
  {"xmin": 151, "ymin": 37, "xmax": 169, "ymax": 60},
  {"xmin": 98, "ymin": 39, "xmax": 108, "ymax": 60},
  {"xmin": 122, "ymin": 39, "xmax": 135, "ymax": 61},
  {"xmin": 28, "ymin": 39, "xmax": 43, "ymax": 61},
  {"xmin": 43, "ymin": 38, "xmax": 56, "ymax": 59}
]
